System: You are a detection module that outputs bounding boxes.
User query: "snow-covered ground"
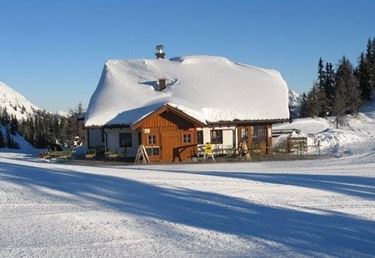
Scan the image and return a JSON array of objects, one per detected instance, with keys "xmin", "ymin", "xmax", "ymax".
[
  {"xmin": 274, "ymin": 100, "xmax": 375, "ymax": 157},
  {"xmin": 0, "ymin": 125, "xmax": 39, "ymax": 158},
  {"xmin": 0, "ymin": 154, "xmax": 374, "ymax": 257}
]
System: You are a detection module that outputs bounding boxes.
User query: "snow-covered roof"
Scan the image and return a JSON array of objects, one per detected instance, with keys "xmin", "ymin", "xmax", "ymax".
[{"xmin": 85, "ymin": 55, "xmax": 289, "ymax": 127}]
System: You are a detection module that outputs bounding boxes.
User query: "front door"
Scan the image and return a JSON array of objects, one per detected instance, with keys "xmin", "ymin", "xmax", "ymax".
[{"xmin": 161, "ymin": 132, "xmax": 178, "ymax": 162}]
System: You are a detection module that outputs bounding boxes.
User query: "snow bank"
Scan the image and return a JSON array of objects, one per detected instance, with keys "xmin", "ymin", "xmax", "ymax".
[
  {"xmin": 85, "ymin": 55, "xmax": 289, "ymax": 127},
  {"xmin": 273, "ymin": 98, "xmax": 375, "ymax": 157}
]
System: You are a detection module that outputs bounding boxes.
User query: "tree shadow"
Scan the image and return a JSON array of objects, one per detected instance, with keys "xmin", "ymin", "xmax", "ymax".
[
  {"xmin": 0, "ymin": 161, "xmax": 374, "ymax": 257},
  {"xmin": 136, "ymin": 167, "xmax": 375, "ymax": 200}
]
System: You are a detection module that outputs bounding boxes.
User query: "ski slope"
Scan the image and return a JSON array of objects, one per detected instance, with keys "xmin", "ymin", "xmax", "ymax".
[{"xmin": 0, "ymin": 155, "xmax": 374, "ymax": 257}]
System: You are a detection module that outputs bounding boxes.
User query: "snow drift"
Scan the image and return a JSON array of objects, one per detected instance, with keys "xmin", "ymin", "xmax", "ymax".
[{"xmin": 85, "ymin": 56, "xmax": 289, "ymax": 127}]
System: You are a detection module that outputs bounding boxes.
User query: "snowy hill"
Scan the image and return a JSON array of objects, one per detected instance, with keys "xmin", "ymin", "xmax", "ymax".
[
  {"xmin": 85, "ymin": 55, "xmax": 289, "ymax": 127},
  {"xmin": 0, "ymin": 125, "xmax": 37, "ymax": 156},
  {"xmin": 0, "ymin": 81, "xmax": 39, "ymax": 120},
  {"xmin": 288, "ymin": 89, "xmax": 301, "ymax": 107},
  {"xmin": 274, "ymin": 98, "xmax": 375, "ymax": 156},
  {"xmin": 288, "ymin": 89, "xmax": 301, "ymax": 118}
]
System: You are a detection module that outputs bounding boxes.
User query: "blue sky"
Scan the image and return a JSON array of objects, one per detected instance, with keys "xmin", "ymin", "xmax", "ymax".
[{"xmin": 0, "ymin": 0, "xmax": 374, "ymax": 112}]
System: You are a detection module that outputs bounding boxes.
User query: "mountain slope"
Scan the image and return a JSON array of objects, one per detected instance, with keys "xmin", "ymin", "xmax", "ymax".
[
  {"xmin": 288, "ymin": 89, "xmax": 301, "ymax": 118},
  {"xmin": 0, "ymin": 81, "xmax": 39, "ymax": 120}
]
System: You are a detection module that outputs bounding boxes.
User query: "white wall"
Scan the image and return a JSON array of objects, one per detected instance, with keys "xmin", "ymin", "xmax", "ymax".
[
  {"xmin": 87, "ymin": 128, "xmax": 103, "ymax": 148},
  {"xmin": 197, "ymin": 126, "xmax": 236, "ymax": 154},
  {"xmin": 104, "ymin": 128, "xmax": 139, "ymax": 157}
]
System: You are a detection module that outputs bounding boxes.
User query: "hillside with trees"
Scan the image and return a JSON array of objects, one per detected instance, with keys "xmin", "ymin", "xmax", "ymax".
[
  {"xmin": 299, "ymin": 38, "xmax": 375, "ymax": 127},
  {"xmin": 0, "ymin": 104, "xmax": 84, "ymax": 150}
]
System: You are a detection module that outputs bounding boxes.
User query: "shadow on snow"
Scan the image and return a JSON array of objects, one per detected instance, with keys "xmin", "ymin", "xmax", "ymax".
[
  {"xmin": 0, "ymin": 161, "xmax": 374, "ymax": 257},
  {"xmin": 136, "ymin": 167, "xmax": 375, "ymax": 200}
]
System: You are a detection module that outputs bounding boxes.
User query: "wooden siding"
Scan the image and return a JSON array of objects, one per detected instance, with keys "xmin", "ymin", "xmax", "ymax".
[
  {"xmin": 137, "ymin": 110, "xmax": 197, "ymax": 162},
  {"xmin": 237, "ymin": 124, "xmax": 272, "ymax": 155}
]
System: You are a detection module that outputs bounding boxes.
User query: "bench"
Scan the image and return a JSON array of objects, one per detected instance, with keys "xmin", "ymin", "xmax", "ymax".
[{"xmin": 105, "ymin": 151, "xmax": 119, "ymax": 161}]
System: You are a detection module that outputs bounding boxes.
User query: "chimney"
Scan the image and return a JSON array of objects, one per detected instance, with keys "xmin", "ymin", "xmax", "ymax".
[
  {"xmin": 158, "ymin": 79, "xmax": 166, "ymax": 91},
  {"xmin": 155, "ymin": 44, "xmax": 165, "ymax": 59}
]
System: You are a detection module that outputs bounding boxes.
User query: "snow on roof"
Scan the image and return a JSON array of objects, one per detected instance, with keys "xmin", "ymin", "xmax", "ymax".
[{"xmin": 85, "ymin": 55, "xmax": 289, "ymax": 127}]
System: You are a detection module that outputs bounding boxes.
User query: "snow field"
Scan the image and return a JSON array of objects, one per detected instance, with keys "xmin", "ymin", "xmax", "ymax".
[{"xmin": 0, "ymin": 156, "xmax": 374, "ymax": 257}]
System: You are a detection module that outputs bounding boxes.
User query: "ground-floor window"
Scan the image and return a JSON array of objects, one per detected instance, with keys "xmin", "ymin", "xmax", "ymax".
[
  {"xmin": 210, "ymin": 130, "xmax": 223, "ymax": 144},
  {"xmin": 183, "ymin": 133, "xmax": 192, "ymax": 143},
  {"xmin": 197, "ymin": 130, "xmax": 203, "ymax": 144},
  {"xmin": 119, "ymin": 132, "xmax": 132, "ymax": 147},
  {"xmin": 146, "ymin": 146, "xmax": 160, "ymax": 156}
]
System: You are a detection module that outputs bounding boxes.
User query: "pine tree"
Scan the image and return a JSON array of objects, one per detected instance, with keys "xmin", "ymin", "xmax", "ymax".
[
  {"xmin": 1, "ymin": 108, "xmax": 10, "ymax": 126},
  {"xmin": 306, "ymin": 83, "xmax": 325, "ymax": 117},
  {"xmin": 299, "ymin": 93, "xmax": 308, "ymax": 118},
  {"xmin": 324, "ymin": 62, "xmax": 336, "ymax": 113},
  {"xmin": 10, "ymin": 115, "xmax": 18, "ymax": 135},
  {"xmin": 5, "ymin": 127, "xmax": 19, "ymax": 149},
  {"xmin": 355, "ymin": 53, "xmax": 371, "ymax": 100},
  {"xmin": 318, "ymin": 58, "xmax": 325, "ymax": 89},
  {"xmin": 0, "ymin": 128, "xmax": 5, "ymax": 148},
  {"xmin": 364, "ymin": 38, "xmax": 375, "ymax": 95},
  {"xmin": 334, "ymin": 56, "xmax": 361, "ymax": 127},
  {"xmin": 333, "ymin": 80, "xmax": 347, "ymax": 128}
]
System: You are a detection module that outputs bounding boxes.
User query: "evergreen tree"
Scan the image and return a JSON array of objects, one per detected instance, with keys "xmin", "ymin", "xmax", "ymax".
[
  {"xmin": 299, "ymin": 93, "xmax": 308, "ymax": 118},
  {"xmin": 333, "ymin": 80, "xmax": 347, "ymax": 128},
  {"xmin": 10, "ymin": 115, "xmax": 18, "ymax": 135},
  {"xmin": 306, "ymin": 83, "xmax": 325, "ymax": 117},
  {"xmin": 334, "ymin": 56, "xmax": 361, "ymax": 127},
  {"xmin": 0, "ymin": 108, "xmax": 10, "ymax": 126},
  {"xmin": 363, "ymin": 39, "xmax": 375, "ymax": 96},
  {"xmin": 5, "ymin": 127, "xmax": 19, "ymax": 149},
  {"xmin": 355, "ymin": 53, "xmax": 372, "ymax": 100},
  {"xmin": 0, "ymin": 128, "xmax": 5, "ymax": 148},
  {"xmin": 324, "ymin": 62, "xmax": 336, "ymax": 113},
  {"xmin": 318, "ymin": 58, "xmax": 325, "ymax": 89}
]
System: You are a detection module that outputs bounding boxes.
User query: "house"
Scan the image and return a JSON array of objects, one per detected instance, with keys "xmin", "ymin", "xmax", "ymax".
[{"xmin": 84, "ymin": 46, "xmax": 289, "ymax": 162}]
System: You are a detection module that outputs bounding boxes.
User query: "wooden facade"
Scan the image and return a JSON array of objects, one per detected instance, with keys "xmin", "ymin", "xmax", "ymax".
[
  {"xmin": 131, "ymin": 105, "xmax": 204, "ymax": 162},
  {"xmin": 236, "ymin": 124, "xmax": 272, "ymax": 155}
]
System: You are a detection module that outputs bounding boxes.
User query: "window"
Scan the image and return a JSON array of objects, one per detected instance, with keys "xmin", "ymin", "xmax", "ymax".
[
  {"xmin": 119, "ymin": 133, "xmax": 132, "ymax": 147},
  {"xmin": 183, "ymin": 133, "xmax": 192, "ymax": 143},
  {"xmin": 210, "ymin": 130, "xmax": 223, "ymax": 144},
  {"xmin": 252, "ymin": 125, "xmax": 267, "ymax": 144},
  {"xmin": 197, "ymin": 130, "xmax": 203, "ymax": 144},
  {"xmin": 147, "ymin": 135, "xmax": 157, "ymax": 145},
  {"xmin": 146, "ymin": 146, "xmax": 160, "ymax": 156}
]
